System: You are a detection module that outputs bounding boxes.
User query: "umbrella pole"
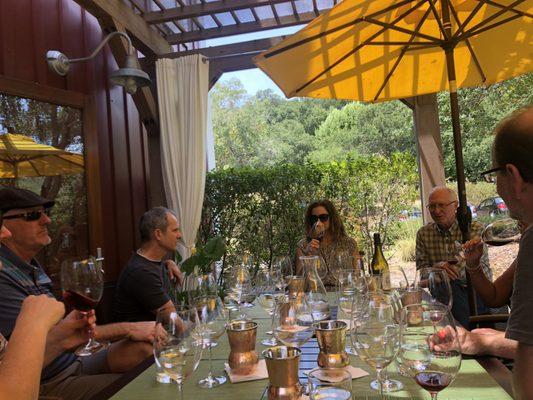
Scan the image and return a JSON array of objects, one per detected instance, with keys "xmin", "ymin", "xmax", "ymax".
[{"xmin": 442, "ymin": 0, "xmax": 476, "ymax": 321}]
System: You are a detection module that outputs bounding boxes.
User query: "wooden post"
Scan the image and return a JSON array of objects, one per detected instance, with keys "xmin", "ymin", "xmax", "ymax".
[{"xmin": 412, "ymin": 93, "xmax": 446, "ymax": 223}]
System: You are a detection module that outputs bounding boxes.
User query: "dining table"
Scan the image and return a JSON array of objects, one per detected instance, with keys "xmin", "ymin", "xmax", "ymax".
[{"xmin": 95, "ymin": 295, "xmax": 514, "ymax": 400}]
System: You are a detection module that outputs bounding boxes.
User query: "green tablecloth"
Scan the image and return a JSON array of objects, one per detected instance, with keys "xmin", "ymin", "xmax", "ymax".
[{"xmin": 111, "ymin": 302, "xmax": 512, "ymax": 400}]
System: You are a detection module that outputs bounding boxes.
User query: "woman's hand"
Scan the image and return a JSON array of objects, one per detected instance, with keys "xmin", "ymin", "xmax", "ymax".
[{"xmin": 306, "ymin": 239, "xmax": 321, "ymax": 253}]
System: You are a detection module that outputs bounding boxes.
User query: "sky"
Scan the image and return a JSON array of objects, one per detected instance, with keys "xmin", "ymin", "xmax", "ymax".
[{"xmin": 205, "ymin": 26, "xmax": 304, "ymax": 97}]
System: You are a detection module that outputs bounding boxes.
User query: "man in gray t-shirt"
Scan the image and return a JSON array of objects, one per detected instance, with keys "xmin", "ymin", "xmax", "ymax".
[
  {"xmin": 506, "ymin": 226, "xmax": 533, "ymax": 344},
  {"xmin": 487, "ymin": 106, "xmax": 533, "ymax": 398}
]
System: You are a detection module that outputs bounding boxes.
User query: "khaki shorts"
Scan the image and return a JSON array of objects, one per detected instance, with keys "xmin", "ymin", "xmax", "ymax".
[{"xmin": 40, "ymin": 350, "xmax": 121, "ymax": 400}]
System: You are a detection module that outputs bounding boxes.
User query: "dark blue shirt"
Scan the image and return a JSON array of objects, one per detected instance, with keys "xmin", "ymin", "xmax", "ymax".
[{"xmin": 0, "ymin": 246, "xmax": 77, "ymax": 381}]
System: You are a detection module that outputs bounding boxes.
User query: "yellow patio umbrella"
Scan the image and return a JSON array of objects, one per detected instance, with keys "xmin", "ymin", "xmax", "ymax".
[
  {"xmin": 0, "ymin": 133, "xmax": 84, "ymax": 179},
  {"xmin": 255, "ymin": 0, "xmax": 532, "ymax": 242}
]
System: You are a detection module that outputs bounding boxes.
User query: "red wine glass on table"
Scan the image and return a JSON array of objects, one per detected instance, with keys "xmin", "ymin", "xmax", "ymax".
[
  {"xmin": 398, "ymin": 303, "xmax": 461, "ymax": 400},
  {"xmin": 61, "ymin": 258, "xmax": 109, "ymax": 356}
]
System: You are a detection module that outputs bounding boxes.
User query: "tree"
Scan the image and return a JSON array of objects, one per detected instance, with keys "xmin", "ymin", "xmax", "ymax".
[{"xmin": 308, "ymin": 101, "xmax": 414, "ymax": 163}]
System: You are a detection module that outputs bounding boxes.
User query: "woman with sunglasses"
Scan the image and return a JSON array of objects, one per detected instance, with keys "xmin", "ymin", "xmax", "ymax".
[{"xmin": 295, "ymin": 200, "xmax": 359, "ymax": 287}]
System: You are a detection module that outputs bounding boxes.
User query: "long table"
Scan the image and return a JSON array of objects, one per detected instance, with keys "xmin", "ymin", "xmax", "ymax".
[{"xmin": 100, "ymin": 303, "xmax": 513, "ymax": 400}]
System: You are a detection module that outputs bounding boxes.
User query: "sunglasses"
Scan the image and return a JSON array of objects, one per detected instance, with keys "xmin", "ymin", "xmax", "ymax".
[
  {"xmin": 310, "ymin": 214, "xmax": 329, "ymax": 223},
  {"xmin": 2, "ymin": 208, "xmax": 51, "ymax": 222}
]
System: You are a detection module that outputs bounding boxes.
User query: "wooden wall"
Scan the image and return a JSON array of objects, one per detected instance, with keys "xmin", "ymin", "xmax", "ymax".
[{"xmin": 0, "ymin": 0, "xmax": 152, "ymax": 284}]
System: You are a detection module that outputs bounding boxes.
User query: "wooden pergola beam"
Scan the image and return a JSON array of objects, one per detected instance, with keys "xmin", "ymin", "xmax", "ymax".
[
  {"xmin": 167, "ymin": 11, "xmax": 320, "ymax": 44},
  {"xmin": 209, "ymin": 54, "xmax": 259, "ymax": 89},
  {"xmin": 144, "ymin": 0, "xmax": 291, "ymax": 24},
  {"xmin": 73, "ymin": 0, "xmax": 172, "ymax": 56},
  {"xmin": 152, "ymin": 36, "xmax": 287, "ymax": 60}
]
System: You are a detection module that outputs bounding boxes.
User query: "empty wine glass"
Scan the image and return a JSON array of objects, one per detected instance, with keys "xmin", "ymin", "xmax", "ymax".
[
  {"xmin": 271, "ymin": 256, "xmax": 293, "ymax": 291},
  {"xmin": 257, "ymin": 278, "xmax": 283, "ymax": 346},
  {"xmin": 482, "ymin": 217, "xmax": 521, "ymax": 246},
  {"xmin": 308, "ymin": 368, "xmax": 353, "ymax": 400},
  {"xmin": 193, "ymin": 295, "xmax": 228, "ymax": 388},
  {"xmin": 300, "ymin": 255, "xmax": 330, "ymax": 321},
  {"xmin": 185, "ymin": 272, "xmax": 217, "ymax": 305},
  {"xmin": 414, "ymin": 267, "xmax": 453, "ymax": 309},
  {"xmin": 61, "ymin": 257, "xmax": 108, "ymax": 356},
  {"xmin": 225, "ymin": 264, "xmax": 254, "ymax": 320},
  {"xmin": 398, "ymin": 303, "xmax": 462, "ymax": 400},
  {"xmin": 352, "ymin": 293, "xmax": 399, "ymax": 399},
  {"xmin": 272, "ymin": 295, "xmax": 315, "ymax": 348},
  {"xmin": 154, "ymin": 308, "xmax": 203, "ymax": 400}
]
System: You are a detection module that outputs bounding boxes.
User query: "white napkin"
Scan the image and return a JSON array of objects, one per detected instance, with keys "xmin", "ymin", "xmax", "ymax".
[
  {"xmin": 224, "ymin": 359, "xmax": 269, "ymax": 383},
  {"xmin": 307, "ymin": 365, "xmax": 369, "ymax": 382}
]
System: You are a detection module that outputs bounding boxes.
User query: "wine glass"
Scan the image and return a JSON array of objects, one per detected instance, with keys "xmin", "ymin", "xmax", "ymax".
[
  {"xmin": 193, "ymin": 295, "xmax": 228, "ymax": 388},
  {"xmin": 271, "ymin": 256, "xmax": 292, "ymax": 291},
  {"xmin": 299, "ymin": 256, "xmax": 330, "ymax": 321},
  {"xmin": 61, "ymin": 258, "xmax": 108, "ymax": 356},
  {"xmin": 310, "ymin": 221, "xmax": 326, "ymax": 243},
  {"xmin": 352, "ymin": 293, "xmax": 400, "ymax": 398},
  {"xmin": 398, "ymin": 303, "xmax": 462, "ymax": 399},
  {"xmin": 308, "ymin": 368, "xmax": 353, "ymax": 400},
  {"xmin": 185, "ymin": 272, "xmax": 217, "ymax": 305},
  {"xmin": 481, "ymin": 217, "xmax": 521, "ymax": 246},
  {"xmin": 414, "ymin": 267, "xmax": 453, "ymax": 309},
  {"xmin": 257, "ymin": 276, "xmax": 284, "ymax": 346},
  {"xmin": 154, "ymin": 308, "xmax": 203, "ymax": 400},
  {"xmin": 225, "ymin": 264, "xmax": 254, "ymax": 320},
  {"xmin": 272, "ymin": 295, "xmax": 315, "ymax": 348}
]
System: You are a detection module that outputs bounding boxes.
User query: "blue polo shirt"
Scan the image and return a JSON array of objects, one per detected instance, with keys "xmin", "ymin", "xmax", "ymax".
[{"xmin": 0, "ymin": 245, "xmax": 77, "ymax": 381}]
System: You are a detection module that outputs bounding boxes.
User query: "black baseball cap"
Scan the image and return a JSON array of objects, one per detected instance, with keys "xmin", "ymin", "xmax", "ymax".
[{"xmin": 0, "ymin": 187, "xmax": 55, "ymax": 213}]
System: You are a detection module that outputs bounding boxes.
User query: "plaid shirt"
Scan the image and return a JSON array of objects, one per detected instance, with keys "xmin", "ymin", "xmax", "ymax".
[
  {"xmin": 416, "ymin": 220, "xmax": 492, "ymax": 284},
  {"xmin": 0, "ymin": 246, "xmax": 76, "ymax": 380}
]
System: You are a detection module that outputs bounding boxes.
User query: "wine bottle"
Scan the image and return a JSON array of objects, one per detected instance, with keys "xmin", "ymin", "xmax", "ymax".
[{"xmin": 371, "ymin": 233, "xmax": 391, "ymax": 290}]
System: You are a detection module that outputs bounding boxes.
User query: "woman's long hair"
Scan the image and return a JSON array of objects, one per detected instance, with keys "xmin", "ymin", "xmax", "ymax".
[{"xmin": 304, "ymin": 199, "xmax": 347, "ymax": 241}]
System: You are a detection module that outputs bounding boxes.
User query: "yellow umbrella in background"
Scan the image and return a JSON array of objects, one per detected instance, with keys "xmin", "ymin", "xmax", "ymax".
[
  {"xmin": 0, "ymin": 133, "xmax": 84, "ymax": 179},
  {"xmin": 255, "ymin": 0, "xmax": 532, "ymax": 241}
]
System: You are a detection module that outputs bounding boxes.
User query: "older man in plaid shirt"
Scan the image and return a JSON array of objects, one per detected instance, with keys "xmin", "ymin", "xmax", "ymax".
[{"xmin": 416, "ymin": 186, "xmax": 492, "ymax": 327}]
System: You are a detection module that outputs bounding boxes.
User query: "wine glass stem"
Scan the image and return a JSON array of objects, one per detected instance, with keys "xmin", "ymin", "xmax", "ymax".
[
  {"xmin": 207, "ymin": 344, "xmax": 213, "ymax": 378},
  {"xmin": 176, "ymin": 382, "xmax": 184, "ymax": 400},
  {"xmin": 376, "ymin": 368, "xmax": 384, "ymax": 399},
  {"xmin": 430, "ymin": 393, "xmax": 439, "ymax": 400}
]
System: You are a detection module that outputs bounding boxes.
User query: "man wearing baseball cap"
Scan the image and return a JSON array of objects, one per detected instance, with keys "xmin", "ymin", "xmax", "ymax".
[{"xmin": 0, "ymin": 187, "xmax": 154, "ymax": 400}]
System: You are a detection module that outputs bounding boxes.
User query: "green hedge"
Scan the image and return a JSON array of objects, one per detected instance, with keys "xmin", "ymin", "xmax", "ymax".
[{"xmin": 199, "ymin": 153, "xmax": 418, "ymax": 273}]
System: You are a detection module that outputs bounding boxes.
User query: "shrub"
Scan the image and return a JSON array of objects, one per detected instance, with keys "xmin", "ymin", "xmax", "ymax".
[{"xmin": 395, "ymin": 239, "xmax": 417, "ymax": 262}]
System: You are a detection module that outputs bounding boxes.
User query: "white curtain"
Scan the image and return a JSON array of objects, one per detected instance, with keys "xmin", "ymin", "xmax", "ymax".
[{"xmin": 156, "ymin": 55, "xmax": 209, "ymax": 259}]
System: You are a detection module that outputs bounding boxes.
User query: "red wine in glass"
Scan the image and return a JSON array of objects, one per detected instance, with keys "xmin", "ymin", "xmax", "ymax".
[
  {"xmin": 63, "ymin": 290, "xmax": 99, "ymax": 312},
  {"xmin": 482, "ymin": 218, "xmax": 521, "ymax": 246},
  {"xmin": 415, "ymin": 371, "xmax": 452, "ymax": 393},
  {"xmin": 61, "ymin": 258, "xmax": 109, "ymax": 356}
]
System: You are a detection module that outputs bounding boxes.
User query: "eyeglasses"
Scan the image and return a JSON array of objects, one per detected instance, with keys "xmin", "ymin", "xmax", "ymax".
[
  {"xmin": 2, "ymin": 208, "xmax": 51, "ymax": 222},
  {"xmin": 426, "ymin": 201, "xmax": 456, "ymax": 212},
  {"xmin": 310, "ymin": 214, "xmax": 329, "ymax": 223},
  {"xmin": 481, "ymin": 166, "xmax": 505, "ymax": 183}
]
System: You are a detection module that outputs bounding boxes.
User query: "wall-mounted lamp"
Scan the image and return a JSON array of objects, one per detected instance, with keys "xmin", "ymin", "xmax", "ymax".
[{"xmin": 46, "ymin": 31, "xmax": 151, "ymax": 95}]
